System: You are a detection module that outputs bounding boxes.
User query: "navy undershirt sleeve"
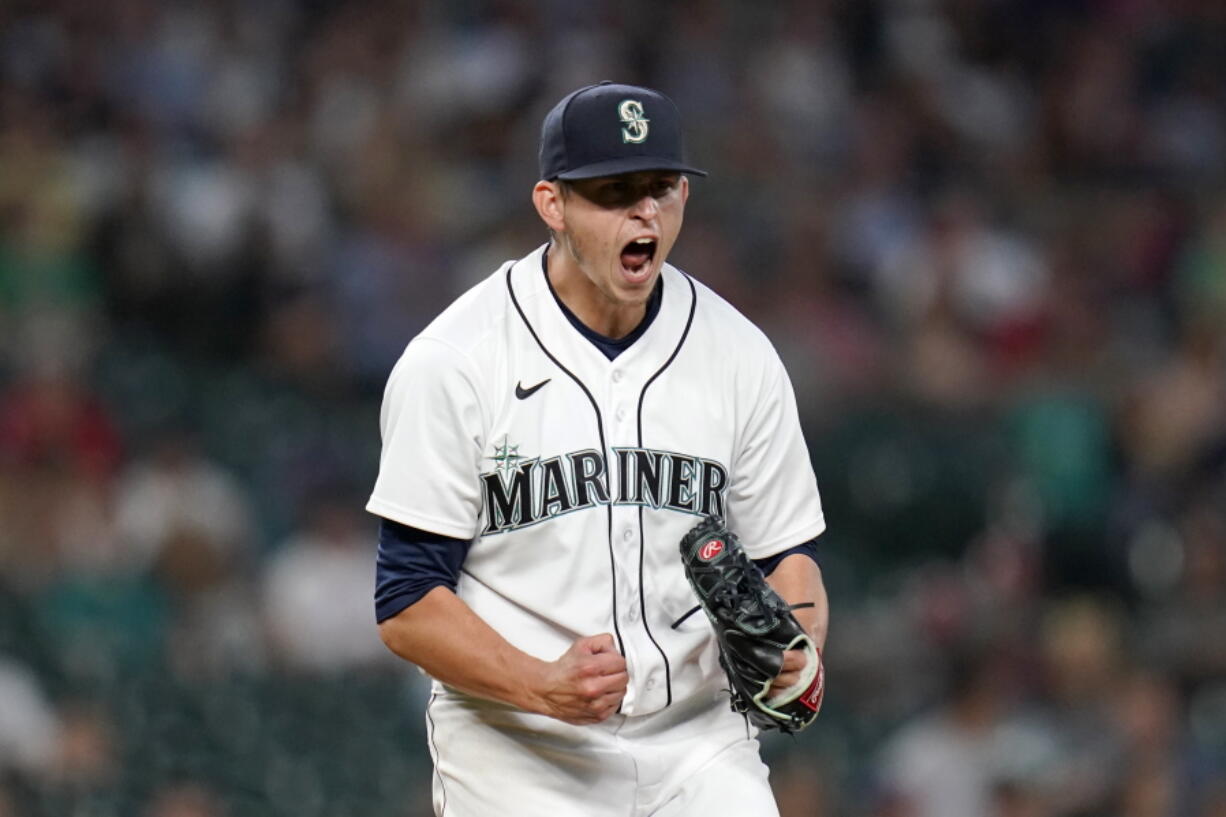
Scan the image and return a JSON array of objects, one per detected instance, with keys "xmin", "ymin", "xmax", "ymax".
[
  {"xmin": 753, "ymin": 538, "xmax": 820, "ymax": 576},
  {"xmin": 375, "ymin": 518, "xmax": 471, "ymax": 623}
]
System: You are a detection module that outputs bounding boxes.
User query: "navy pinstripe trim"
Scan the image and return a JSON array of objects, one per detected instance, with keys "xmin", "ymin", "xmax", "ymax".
[
  {"xmin": 506, "ymin": 264, "xmax": 625, "ymax": 660},
  {"xmin": 635, "ymin": 272, "xmax": 698, "ymax": 706},
  {"xmin": 426, "ymin": 690, "xmax": 447, "ymax": 815}
]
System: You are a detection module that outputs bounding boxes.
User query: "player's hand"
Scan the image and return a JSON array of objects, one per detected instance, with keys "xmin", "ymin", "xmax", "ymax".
[
  {"xmin": 767, "ymin": 649, "xmax": 809, "ymax": 696},
  {"xmin": 533, "ymin": 633, "xmax": 628, "ymax": 725}
]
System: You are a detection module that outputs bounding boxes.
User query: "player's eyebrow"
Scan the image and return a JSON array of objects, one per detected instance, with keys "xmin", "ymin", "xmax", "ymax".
[{"xmin": 623, "ymin": 172, "xmax": 680, "ymax": 186}]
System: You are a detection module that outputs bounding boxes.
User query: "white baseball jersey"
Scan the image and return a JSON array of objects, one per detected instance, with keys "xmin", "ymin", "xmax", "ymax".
[{"xmin": 367, "ymin": 243, "xmax": 825, "ymax": 716}]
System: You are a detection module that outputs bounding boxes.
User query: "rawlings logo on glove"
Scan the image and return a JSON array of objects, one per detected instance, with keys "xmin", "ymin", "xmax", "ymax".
[{"xmin": 678, "ymin": 516, "xmax": 824, "ymax": 734}]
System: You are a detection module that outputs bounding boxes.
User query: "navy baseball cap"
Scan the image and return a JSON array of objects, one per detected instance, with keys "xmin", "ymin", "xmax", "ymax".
[{"xmin": 539, "ymin": 81, "xmax": 708, "ymax": 181}]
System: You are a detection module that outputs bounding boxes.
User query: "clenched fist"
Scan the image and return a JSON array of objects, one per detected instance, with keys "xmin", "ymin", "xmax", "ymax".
[{"xmin": 529, "ymin": 634, "xmax": 628, "ymax": 725}]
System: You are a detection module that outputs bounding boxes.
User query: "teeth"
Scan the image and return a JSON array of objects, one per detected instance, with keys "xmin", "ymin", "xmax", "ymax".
[{"xmin": 634, "ymin": 238, "xmax": 654, "ymax": 245}]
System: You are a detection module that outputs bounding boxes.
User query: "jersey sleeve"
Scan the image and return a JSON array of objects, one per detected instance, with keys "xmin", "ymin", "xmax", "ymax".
[
  {"xmin": 726, "ymin": 351, "xmax": 826, "ymax": 558},
  {"xmin": 366, "ymin": 337, "xmax": 487, "ymax": 540}
]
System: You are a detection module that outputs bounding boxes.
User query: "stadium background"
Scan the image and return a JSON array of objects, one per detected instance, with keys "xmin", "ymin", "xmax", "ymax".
[{"xmin": 1, "ymin": 0, "xmax": 1225, "ymax": 815}]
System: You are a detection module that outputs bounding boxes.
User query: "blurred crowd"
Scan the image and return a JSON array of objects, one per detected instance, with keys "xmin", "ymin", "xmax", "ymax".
[{"xmin": 1, "ymin": 0, "xmax": 1225, "ymax": 815}]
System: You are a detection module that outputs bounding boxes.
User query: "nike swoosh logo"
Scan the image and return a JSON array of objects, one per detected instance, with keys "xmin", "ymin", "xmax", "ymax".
[{"xmin": 515, "ymin": 378, "xmax": 551, "ymax": 400}]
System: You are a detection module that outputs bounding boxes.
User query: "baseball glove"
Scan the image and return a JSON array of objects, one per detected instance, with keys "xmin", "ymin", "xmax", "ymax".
[{"xmin": 677, "ymin": 516, "xmax": 824, "ymax": 734}]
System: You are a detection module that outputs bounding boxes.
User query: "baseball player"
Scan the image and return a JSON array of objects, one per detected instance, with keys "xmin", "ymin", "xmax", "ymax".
[{"xmin": 369, "ymin": 81, "xmax": 828, "ymax": 816}]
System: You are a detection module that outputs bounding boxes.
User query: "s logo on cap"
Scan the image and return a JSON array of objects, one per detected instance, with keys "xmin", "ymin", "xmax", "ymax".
[{"xmin": 619, "ymin": 99, "xmax": 649, "ymax": 144}]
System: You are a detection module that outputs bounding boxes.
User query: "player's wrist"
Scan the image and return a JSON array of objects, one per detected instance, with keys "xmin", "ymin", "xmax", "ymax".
[{"xmin": 511, "ymin": 655, "xmax": 553, "ymax": 715}]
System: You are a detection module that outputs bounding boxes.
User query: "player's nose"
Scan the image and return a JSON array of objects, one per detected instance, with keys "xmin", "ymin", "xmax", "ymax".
[{"xmin": 629, "ymin": 192, "xmax": 659, "ymax": 220}]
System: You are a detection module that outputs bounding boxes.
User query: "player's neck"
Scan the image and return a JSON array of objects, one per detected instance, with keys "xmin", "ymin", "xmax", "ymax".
[{"xmin": 546, "ymin": 244, "xmax": 647, "ymax": 340}]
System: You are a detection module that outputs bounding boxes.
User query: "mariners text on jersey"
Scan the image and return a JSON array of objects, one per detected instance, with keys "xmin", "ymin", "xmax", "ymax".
[{"xmin": 481, "ymin": 444, "xmax": 729, "ymax": 535}]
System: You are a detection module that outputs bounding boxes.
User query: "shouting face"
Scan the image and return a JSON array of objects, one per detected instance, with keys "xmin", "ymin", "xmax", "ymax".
[{"xmin": 534, "ymin": 170, "xmax": 689, "ymax": 338}]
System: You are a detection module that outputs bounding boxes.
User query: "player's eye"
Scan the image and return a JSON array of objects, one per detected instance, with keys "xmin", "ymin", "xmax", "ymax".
[
  {"xmin": 587, "ymin": 182, "xmax": 617, "ymax": 197},
  {"xmin": 651, "ymin": 178, "xmax": 678, "ymax": 197}
]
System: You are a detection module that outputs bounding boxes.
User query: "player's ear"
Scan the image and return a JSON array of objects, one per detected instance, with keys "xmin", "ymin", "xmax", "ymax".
[
  {"xmin": 533, "ymin": 180, "xmax": 566, "ymax": 233},
  {"xmin": 680, "ymin": 175, "xmax": 690, "ymax": 205}
]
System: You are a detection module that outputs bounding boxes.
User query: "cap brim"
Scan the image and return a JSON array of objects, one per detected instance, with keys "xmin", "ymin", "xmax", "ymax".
[{"xmin": 555, "ymin": 156, "xmax": 708, "ymax": 180}]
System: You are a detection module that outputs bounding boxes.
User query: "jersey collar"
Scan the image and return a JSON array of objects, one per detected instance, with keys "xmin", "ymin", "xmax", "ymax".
[
  {"xmin": 539, "ymin": 245, "xmax": 664, "ymax": 361},
  {"xmin": 507, "ymin": 244, "xmax": 696, "ymax": 385}
]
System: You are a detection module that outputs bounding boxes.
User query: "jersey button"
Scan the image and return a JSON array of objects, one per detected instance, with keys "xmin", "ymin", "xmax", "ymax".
[
  {"xmin": 627, "ymin": 606, "xmax": 639, "ymax": 622},
  {"xmin": 616, "ymin": 407, "xmax": 627, "ymax": 421},
  {"xmin": 622, "ymin": 529, "xmax": 633, "ymax": 541},
  {"xmin": 646, "ymin": 679, "xmax": 656, "ymax": 690},
  {"xmin": 612, "ymin": 370, "xmax": 623, "ymax": 383}
]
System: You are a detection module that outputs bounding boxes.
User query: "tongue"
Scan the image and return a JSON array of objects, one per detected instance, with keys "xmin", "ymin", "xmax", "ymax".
[{"xmin": 621, "ymin": 247, "xmax": 652, "ymax": 270}]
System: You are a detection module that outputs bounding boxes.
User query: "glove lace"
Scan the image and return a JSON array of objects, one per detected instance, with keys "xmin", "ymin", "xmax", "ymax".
[{"xmin": 711, "ymin": 551, "xmax": 778, "ymax": 629}]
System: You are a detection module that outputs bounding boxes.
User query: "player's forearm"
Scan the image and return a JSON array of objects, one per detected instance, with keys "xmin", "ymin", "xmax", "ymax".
[
  {"xmin": 378, "ymin": 586, "xmax": 548, "ymax": 711},
  {"xmin": 766, "ymin": 553, "xmax": 829, "ymax": 649}
]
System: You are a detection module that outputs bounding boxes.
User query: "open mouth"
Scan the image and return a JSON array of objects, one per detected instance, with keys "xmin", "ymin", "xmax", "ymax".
[{"xmin": 620, "ymin": 237, "xmax": 657, "ymax": 277}]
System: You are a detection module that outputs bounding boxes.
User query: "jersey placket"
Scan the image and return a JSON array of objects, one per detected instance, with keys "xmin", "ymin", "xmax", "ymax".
[{"xmin": 606, "ymin": 363, "xmax": 667, "ymax": 714}]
